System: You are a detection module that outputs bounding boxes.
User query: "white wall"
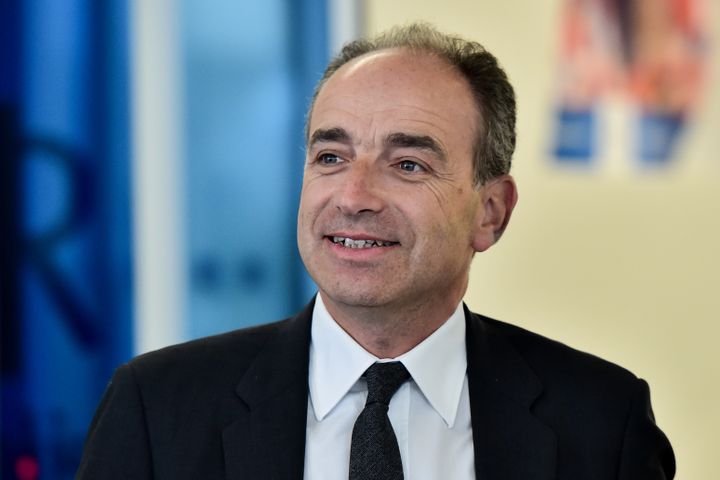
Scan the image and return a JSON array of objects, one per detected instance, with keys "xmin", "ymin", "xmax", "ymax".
[
  {"xmin": 367, "ymin": 1, "xmax": 719, "ymax": 478},
  {"xmin": 130, "ymin": 0, "xmax": 187, "ymax": 353}
]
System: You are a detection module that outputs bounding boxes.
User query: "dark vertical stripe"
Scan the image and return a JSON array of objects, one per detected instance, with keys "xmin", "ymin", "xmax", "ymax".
[
  {"xmin": 286, "ymin": 0, "xmax": 329, "ymax": 308},
  {"xmin": 92, "ymin": 0, "xmax": 133, "ymax": 375},
  {"xmin": 0, "ymin": 0, "xmax": 22, "ymax": 377},
  {"xmin": 1, "ymin": 2, "xmax": 33, "ymax": 479}
]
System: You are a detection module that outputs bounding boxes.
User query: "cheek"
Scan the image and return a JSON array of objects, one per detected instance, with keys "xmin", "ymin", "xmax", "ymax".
[
  {"xmin": 414, "ymin": 198, "xmax": 478, "ymax": 250},
  {"xmin": 300, "ymin": 172, "xmax": 335, "ymax": 203},
  {"xmin": 298, "ymin": 181, "xmax": 325, "ymax": 218},
  {"xmin": 298, "ymin": 184, "xmax": 334, "ymax": 239},
  {"xmin": 422, "ymin": 182, "xmax": 452, "ymax": 211},
  {"xmin": 421, "ymin": 187, "xmax": 470, "ymax": 229},
  {"xmin": 297, "ymin": 193, "xmax": 317, "ymax": 237}
]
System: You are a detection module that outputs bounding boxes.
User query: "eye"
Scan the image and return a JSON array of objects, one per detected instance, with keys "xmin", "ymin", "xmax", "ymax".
[
  {"xmin": 318, "ymin": 153, "xmax": 343, "ymax": 165},
  {"xmin": 398, "ymin": 160, "xmax": 425, "ymax": 173}
]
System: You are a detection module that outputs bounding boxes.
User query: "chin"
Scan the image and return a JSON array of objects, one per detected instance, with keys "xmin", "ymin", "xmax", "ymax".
[{"xmin": 319, "ymin": 284, "xmax": 394, "ymax": 309}]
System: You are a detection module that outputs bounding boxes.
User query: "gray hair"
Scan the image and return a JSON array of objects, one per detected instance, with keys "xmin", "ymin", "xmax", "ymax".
[{"xmin": 306, "ymin": 23, "xmax": 517, "ymax": 185}]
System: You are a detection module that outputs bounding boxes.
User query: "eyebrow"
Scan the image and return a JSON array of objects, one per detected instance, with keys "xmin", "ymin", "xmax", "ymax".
[
  {"xmin": 308, "ymin": 128, "xmax": 446, "ymax": 161},
  {"xmin": 385, "ymin": 132, "xmax": 446, "ymax": 161},
  {"xmin": 308, "ymin": 128, "xmax": 351, "ymax": 149}
]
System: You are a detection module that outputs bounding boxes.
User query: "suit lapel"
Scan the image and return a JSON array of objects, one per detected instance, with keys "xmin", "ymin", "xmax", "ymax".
[
  {"xmin": 465, "ymin": 307, "xmax": 557, "ymax": 480},
  {"xmin": 218, "ymin": 301, "xmax": 557, "ymax": 479},
  {"xmin": 222, "ymin": 301, "xmax": 314, "ymax": 479}
]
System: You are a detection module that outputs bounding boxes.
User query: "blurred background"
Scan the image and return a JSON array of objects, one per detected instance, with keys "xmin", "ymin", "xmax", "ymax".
[{"xmin": 1, "ymin": 0, "xmax": 717, "ymax": 478}]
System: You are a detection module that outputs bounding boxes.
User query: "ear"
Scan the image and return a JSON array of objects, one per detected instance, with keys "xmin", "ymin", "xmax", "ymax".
[{"xmin": 472, "ymin": 175, "xmax": 518, "ymax": 252}]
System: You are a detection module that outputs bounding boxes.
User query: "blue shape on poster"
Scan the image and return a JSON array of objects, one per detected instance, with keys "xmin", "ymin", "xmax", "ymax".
[
  {"xmin": 553, "ymin": 108, "xmax": 596, "ymax": 163},
  {"xmin": 637, "ymin": 111, "xmax": 684, "ymax": 165}
]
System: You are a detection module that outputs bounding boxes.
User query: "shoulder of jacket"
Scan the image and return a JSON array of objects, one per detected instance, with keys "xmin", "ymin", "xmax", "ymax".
[{"xmin": 467, "ymin": 310, "xmax": 640, "ymax": 388}]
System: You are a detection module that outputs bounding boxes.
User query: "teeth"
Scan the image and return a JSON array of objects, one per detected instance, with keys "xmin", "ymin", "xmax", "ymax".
[{"xmin": 331, "ymin": 236, "xmax": 394, "ymax": 248}]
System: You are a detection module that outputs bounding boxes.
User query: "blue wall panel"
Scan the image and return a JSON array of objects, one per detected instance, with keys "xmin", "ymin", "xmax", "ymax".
[
  {"xmin": 0, "ymin": 1, "xmax": 132, "ymax": 478},
  {"xmin": 181, "ymin": 0, "xmax": 327, "ymax": 338},
  {"xmin": 1, "ymin": 1, "xmax": 329, "ymax": 477}
]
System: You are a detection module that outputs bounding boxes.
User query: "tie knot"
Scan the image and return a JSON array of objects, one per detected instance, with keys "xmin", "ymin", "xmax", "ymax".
[{"xmin": 364, "ymin": 362, "xmax": 410, "ymax": 406}]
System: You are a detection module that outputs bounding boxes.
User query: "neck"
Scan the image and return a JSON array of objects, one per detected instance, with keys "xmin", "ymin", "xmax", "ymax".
[{"xmin": 319, "ymin": 288, "xmax": 465, "ymax": 358}]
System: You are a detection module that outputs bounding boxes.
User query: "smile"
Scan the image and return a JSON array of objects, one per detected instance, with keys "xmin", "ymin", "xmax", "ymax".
[{"xmin": 329, "ymin": 236, "xmax": 398, "ymax": 249}]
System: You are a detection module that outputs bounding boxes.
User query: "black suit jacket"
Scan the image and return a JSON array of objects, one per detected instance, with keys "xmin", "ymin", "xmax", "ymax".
[{"xmin": 77, "ymin": 300, "xmax": 675, "ymax": 479}]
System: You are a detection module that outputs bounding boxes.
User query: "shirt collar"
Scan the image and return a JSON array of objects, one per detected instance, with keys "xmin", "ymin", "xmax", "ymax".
[{"xmin": 309, "ymin": 294, "xmax": 467, "ymax": 428}]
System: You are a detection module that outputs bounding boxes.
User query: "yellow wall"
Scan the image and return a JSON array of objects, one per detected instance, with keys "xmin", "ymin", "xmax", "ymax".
[{"xmin": 367, "ymin": 1, "xmax": 719, "ymax": 478}]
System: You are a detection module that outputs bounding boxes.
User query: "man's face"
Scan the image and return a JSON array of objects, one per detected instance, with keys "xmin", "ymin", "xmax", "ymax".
[{"xmin": 298, "ymin": 49, "xmax": 485, "ymax": 313}]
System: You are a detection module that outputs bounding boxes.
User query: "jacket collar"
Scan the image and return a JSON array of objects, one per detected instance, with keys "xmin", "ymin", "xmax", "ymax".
[
  {"xmin": 465, "ymin": 305, "xmax": 557, "ymax": 479},
  {"xmin": 222, "ymin": 300, "xmax": 314, "ymax": 479},
  {"xmin": 220, "ymin": 300, "xmax": 557, "ymax": 480}
]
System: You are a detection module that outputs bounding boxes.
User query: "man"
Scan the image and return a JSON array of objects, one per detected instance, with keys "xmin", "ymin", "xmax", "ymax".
[{"xmin": 78, "ymin": 24, "xmax": 675, "ymax": 479}]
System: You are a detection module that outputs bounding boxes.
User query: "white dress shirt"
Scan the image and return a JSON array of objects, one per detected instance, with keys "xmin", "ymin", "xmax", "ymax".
[{"xmin": 303, "ymin": 294, "xmax": 475, "ymax": 480}]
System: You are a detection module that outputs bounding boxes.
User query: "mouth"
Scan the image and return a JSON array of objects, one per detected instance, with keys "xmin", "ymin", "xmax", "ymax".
[{"xmin": 326, "ymin": 235, "xmax": 399, "ymax": 249}]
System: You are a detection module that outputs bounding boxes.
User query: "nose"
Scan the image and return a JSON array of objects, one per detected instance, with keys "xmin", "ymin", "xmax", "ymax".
[{"xmin": 335, "ymin": 162, "xmax": 385, "ymax": 216}]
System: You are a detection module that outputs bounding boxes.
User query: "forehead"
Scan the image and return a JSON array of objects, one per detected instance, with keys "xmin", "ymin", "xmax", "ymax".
[{"xmin": 309, "ymin": 49, "xmax": 479, "ymax": 155}]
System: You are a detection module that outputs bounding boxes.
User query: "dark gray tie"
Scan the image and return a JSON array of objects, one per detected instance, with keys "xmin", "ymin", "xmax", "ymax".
[{"xmin": 349, "ymin": 362, "xmax": 410, "ymax": 480}]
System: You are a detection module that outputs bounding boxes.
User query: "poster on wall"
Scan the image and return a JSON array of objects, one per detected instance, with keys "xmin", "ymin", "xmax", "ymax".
[{"xmin": 553, "ymin": 0, "xmax": 709, "ymax": 168}]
